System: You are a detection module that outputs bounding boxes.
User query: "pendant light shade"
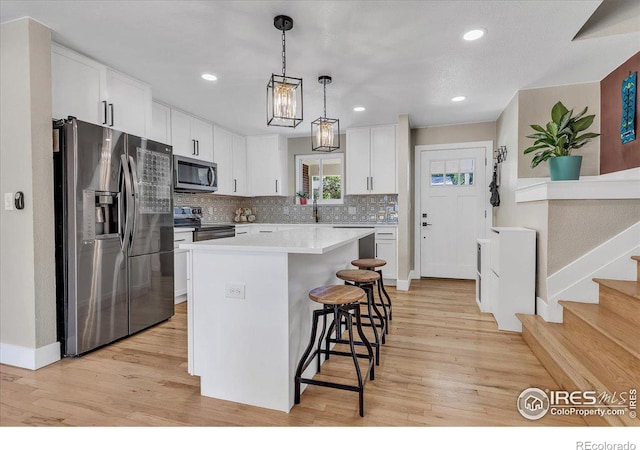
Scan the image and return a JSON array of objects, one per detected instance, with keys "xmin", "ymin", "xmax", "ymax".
[
  {"xmin": 267, "ymin": 15, "xmax": 303, "ymax": 128},
  {"xmin": 311, "ymin": 75, "xmax": 340, "ymax": 152}
]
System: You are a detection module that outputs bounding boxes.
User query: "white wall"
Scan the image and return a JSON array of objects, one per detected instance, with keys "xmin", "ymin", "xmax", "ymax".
[
  {"xmin": 397, "ymin": 114, "xmax": 411, "ymax": 286},
  {"xmin": 1, "ymin": 18, "xmax": 58, "ymax": 368}
]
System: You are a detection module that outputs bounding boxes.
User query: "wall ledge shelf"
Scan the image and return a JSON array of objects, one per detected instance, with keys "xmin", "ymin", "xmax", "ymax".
[{"xmin": 515, "ymin": 178, "xmax": 640, "ymax": 203}]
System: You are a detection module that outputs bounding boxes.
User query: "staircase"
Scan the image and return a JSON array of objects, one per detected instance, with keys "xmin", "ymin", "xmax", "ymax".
[{"xmin": 517, "ymin": 256, "xmax": 640, "ymax": 426}]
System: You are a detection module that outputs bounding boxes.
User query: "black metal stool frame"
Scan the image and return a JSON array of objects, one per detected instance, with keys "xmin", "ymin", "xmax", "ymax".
[
  {"xmin": 294, "ymin": 303, "xmax": 374, "ymax": 417},
  {"xmin": 331, "ymin": 281, "xmax": 386, "ymax": 365}
]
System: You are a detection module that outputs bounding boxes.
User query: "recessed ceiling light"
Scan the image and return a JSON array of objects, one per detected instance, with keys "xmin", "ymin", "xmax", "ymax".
[
  {"xmin": 451, "ymin": 96, "xmax": 466, "ymax": 102},
  {"xmin": 463, "ymin": 29, "xmax": 485, "ymax": 41},
  {"xmin": 201, "ymin": 73, "xmax": 218, "ymax": 81},
  {"xmin": 353, "ymin": 106, "xmax": 366, "ymax": 112}
]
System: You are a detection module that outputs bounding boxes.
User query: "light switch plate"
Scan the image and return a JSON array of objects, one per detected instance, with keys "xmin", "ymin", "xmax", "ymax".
[
  {"xmin": 283, "ymin": 206, "xmax": 289, "ymax": 215},
  {"xmin": 4, "ymin": 193, "xmax": 14, "ymax": 210}
]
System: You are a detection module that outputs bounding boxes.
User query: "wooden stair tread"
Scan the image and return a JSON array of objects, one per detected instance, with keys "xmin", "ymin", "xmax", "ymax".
[
  {"xmin": 593, "ymin": 278, "xmax": 640, "ymax": 300},
  {"xmin": 630, "ymin": 256, "xmax": 640, "ymax": 262},
  {"xmin": 559, "ymin": 300, "xmax": 640, "ymax": 360},
  {"xmin": 517, "ymin": 314, "xmax": 631, "ymax": 426}
]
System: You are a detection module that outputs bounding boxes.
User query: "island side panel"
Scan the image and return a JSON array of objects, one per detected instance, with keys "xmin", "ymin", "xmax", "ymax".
[
  {"xmin": 191, "ymin": 249, "xmax": 291, "ymax": 412},
  {"xmin": 287, "ymin": 240, "xmax": 359, "ymax": 408}
]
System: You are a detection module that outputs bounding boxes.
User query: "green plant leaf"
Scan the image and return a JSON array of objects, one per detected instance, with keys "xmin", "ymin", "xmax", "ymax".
[
  {"xmin": 546, "ymin": 121, "xmax": 559, "ymax": 136},
  {"xmin": 572, "ymin": 106, "xmax": 588, "ymax": 121},
  {"xmin": 530, "ymin": 124, "xmax": 546, "ymax": 133},
  {"xmin": 571, "ymin": 115, "xmax": 595, "ymax": 132},
  {"xmin": 526, "ymin": 132, "xmax": 552, "ymax": 140},
  {"xmin": 573, "ymin": 132, "xmax": 601, "ymax": 143},
  {"xmin": 558, "ymin": 110, "xmax": 572, "ymax": 132},
  {"xmin": 557, "ymin": 135, "xmax": 568, "ymax": 150},
  {"xmin": 551, "ymin": 101, "xmax": 569, "ymax": 124},
  {"xmin": 523, "ymin": 144, "xmax": 549, "ymax": 154}
]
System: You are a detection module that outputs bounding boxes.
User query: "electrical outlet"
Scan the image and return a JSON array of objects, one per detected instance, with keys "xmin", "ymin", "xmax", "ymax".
[
  {"xmin": 283, "ymin": 206, "xmax": 289, "ymax": 215},
  {"xmin": 226, "ymin": 283, "xmax": 245, "ymax": 299},
  {"xmin": 4, "ymin": 193, "xmax": 14, "ymax": 211},
  {"xmin": 348, "ymin": 206, "xmax": 356, "ymax": 215}
]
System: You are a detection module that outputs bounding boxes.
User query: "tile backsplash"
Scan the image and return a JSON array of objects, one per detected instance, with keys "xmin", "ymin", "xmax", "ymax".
[{"xmin": 174, "ymin": 193, "xmax": 398, "ymax": 225}]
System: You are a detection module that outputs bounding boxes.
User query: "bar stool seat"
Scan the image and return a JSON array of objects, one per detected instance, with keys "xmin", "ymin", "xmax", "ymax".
[
  {"xmin": 351, "ymin": 258, "xmax": 387, "ymax": 269},
  {"xmin": 351, "ymin": 258, "xmax": 394, "ymax": 323},
  {"xmin": 295, "ymin": 285, "xmax": 375, "ymax": 417},
  {"xmin": 334, "ymin": 269, "xmax": 386, "ymax": 364}
]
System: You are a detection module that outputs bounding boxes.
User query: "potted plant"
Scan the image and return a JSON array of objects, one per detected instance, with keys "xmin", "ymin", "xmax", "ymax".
[
  {"xmin": 296, "ymin": 191, "xmax": 308, "ymax": 205},
  {"xmin": 523, "ymin": 101, "xmax": 600, "ymax": 181}
]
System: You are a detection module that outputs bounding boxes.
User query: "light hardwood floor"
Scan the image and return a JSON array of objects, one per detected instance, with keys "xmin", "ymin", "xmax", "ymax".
[{"xmin": 1, "ymin": 278, "xmax": 585, "ymax": 427}]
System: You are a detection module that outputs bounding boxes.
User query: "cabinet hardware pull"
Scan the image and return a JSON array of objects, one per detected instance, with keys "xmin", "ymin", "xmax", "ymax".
[
  {"xmin": 196, "ymin": 140, "xmax": 200, "ymax": 156},
  {"xmin": 275, "ymin": 179, "xmax": 278, "ymax": 193},
  {"xmin": 234, "ymin": 179, "xmax": 237, "ymax": 192},
  {"xmin": 377, "ymin": 232, "xmax": 393, "ymax": 235},
  {"xmin": 174, "ymin": 239, "xmax": 186, "ymax": 242},
  {"xmin": 375, "ymin": 243, "xmax": 378, "ymax": 257},
  {"xmin": 109, "ymin": 103, "xmax": 114, "ymax": 126},
  {"xmin": 192, "ymin": 140, "xmax": 197, "ymax": 155},
  {"xmin": 102, "ymin": 101, "xmax": 107, "ymax": 125},
  {"xmin": 370, "ymin": 176, "xmax": 373, "ymax": 191}
]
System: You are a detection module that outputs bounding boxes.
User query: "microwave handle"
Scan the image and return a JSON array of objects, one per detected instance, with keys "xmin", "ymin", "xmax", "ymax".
[{"xmin": 208, "ymin": 167, "xmax": 214, "ymax": 187}]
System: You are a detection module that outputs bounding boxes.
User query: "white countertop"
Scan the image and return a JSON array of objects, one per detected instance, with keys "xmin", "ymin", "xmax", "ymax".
[{"xmin": 179, "ymin": 226, "xmax": 374, "ymax": 254}]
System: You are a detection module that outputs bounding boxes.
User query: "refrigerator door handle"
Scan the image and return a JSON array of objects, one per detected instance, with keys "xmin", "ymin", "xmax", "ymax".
[
  {"xmin": 128, "ymin": 155, "xmax": 139, "ymax": 246},
  {"xmin": 120, "ymin": 154, "xmax": 134, "ymax": 253}
]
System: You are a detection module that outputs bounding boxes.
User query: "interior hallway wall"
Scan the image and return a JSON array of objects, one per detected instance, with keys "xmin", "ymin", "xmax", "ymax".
[{"xmin": 1, "ymin": 18, "xmax": 57, "ymax": 368}]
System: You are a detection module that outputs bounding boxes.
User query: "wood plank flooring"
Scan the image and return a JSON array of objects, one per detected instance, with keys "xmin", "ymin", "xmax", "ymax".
[{"xmin": 1, "ymin": 278, "xmax": 585, "ymax": 427}]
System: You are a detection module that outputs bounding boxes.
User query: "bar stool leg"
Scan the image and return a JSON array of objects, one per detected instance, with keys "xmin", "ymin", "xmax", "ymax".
[
  {"xmin": 295, "ymin": 309, "xmax": 322, "ymax": 405},
  {"xmin": 344, "ymin": 308, "xmax": 365, "ymax": 417},
  {"xmin": 353, "ymin": 304, "xmax": 374, "ymax": 381},
  {"xmin": 364, "ymin": 285, "xmax": 381, "ymax": 364},
  {"xmin": 376, "ymin": 269, "xmax": 393, "ymax": 321},
  {"xmin": 368, "ymin": 284, "xmax": 386, "ymax": 345},
  {"xmin": 316, "ymin": 307, "xmax": 328, "ymax": 373},
  {"xmin": 374, "ymin": 278, "xmax": 389, "ymax": 335}
]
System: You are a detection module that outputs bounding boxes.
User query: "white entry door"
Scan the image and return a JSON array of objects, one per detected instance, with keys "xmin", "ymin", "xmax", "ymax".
[{"xmin": 419, "ymin": 147, "xmax": 486, "ymax": 279}]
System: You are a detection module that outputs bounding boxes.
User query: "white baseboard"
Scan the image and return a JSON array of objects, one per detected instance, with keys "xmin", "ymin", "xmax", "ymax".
[
  {"xmin": 546, "ymin": 221, "xmax": 640, "ymax": 322},
  {"xmin": 0, "ymin": 341, "xmax": 60, "ymax": 370},
  {"xmin": 396, "ymin": 270, "xmax": 416, "ymax": 291}
]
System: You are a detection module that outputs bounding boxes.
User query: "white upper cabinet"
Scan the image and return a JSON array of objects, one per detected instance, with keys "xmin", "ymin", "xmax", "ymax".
[
  {"xmin": 104, "ymin": 68, "xmax": 152, "ymax": 137},
  {"xmin": 213, "ymin": 126, "xmax": 234, "ymax": 194},
  {"xmin": 247, "ymin": 134, "xmax": 288, "ymax": 196},
  {"xmin": 346, "ymin": 124, "xmax": 397, "ymax": 195},
  {"xmin": 170, "ymin": 109, "xmax": 213, "ymax": 162},
  {"xmin": 51, "ymin": 43, "xmax": 152, "ymax": 137},
  {"xmin": 150, "ymin": 101, "xmax": 171, "ymax": 145},
  {"xmin": 232, "ymin": 134, "xmax": 247, "ymax": 196},
  {"xmin": 51, "ymin": 44, "xmax": 104, "ymax": 124}
]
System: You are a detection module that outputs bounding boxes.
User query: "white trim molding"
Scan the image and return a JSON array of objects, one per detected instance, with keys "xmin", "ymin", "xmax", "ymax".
[
  {"xmin": 545, "ymin": 221, "xmax": 640, "ymax": 323},
  {"xmin": 0, "ymin": 341, "xmax": 60, "ymax": 370},
  {"xmin": 516, "ymin": 178, "xmax": 640, "ymax": 203},
  {"xmin": 396, "ymin": 270, "xmax": 416, "ymax": 291}
]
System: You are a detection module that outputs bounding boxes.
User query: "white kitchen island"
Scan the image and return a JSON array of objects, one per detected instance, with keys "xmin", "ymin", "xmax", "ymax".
[{"xmin": 180, "ymin": 227, "xmax": 375, "ymax": 412}]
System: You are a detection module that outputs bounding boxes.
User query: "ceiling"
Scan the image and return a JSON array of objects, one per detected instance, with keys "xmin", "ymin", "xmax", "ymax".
[{"xmin": 1, "ymin": 1, "xmax": 639, "ymax": 137}]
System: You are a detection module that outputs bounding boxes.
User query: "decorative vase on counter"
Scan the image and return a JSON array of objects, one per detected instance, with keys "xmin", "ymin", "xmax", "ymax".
[
  {"xmin": 549, "ymin": 155, "xmax": 582, "ymax": 181},
  {"xmin": 300, "ymin": 197, "xmax": 307, "ymax": 205}
]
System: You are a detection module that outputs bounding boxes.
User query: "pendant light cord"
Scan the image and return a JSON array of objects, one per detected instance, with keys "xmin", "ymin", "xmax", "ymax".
[
  {"xmin": 323, "ymin": 79, "xmax": 327, "ymax": 118},
  {"xmin": 281, "ymin": 29, "xmax": 286, "ymax": 77}
]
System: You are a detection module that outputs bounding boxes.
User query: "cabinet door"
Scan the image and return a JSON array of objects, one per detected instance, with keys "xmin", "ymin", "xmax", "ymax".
[
  {"xmin": 170, "ymin": 109, "xmax": 195, "ymax": 158},
  {"xmin": 51, "ymin": 45, "xmax": 106, "ymax": 125},
  {"xmin": 248, "ymin": 135, "xmax": 279, "ymax": 196},
  {"xmin": 370, "ymin": 125, "xmax": 397, "ymax": 194},
  {"xmin": 105, "ymin": 69, "xmax": 151, "ymax": 137},
  {"xmin": 375, "ymin": 240, "xmax": 397, "ymax": 279},
  {"xmin": 174, "ymin": 250, "xmax": 188, "ymax": 302},
  {"xmin": 346, "ymin": 128, "xmax": 371, "ymax": 195},
  {"xmin": 213, "ymin": 126, "xmax": 233, "ymax": 194},
  {"xmin": 232, "ymin": 134, "xmax": 247, "ymax": 196},
  {"xmin": 191, "ymin": 117, "xmax": 214, "ymax": 162},
  {"xmin": 150, "ymin": 101, "xmax": 171, "ymax": 145}
]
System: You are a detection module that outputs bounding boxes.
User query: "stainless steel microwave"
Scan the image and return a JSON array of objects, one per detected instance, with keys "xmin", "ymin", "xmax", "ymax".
[{"xmin": 174, "ymin": 155, "xmax": 218, "ymax": 192}]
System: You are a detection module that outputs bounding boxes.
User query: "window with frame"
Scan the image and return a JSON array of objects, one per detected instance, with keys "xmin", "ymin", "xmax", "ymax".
[
  {"xmin": 430, "ymin": 158, "xmax": 475, "ymax": 186},
  {"xmin": 295, "ymin": 154, "xmax": 344, "ymax": 204}
]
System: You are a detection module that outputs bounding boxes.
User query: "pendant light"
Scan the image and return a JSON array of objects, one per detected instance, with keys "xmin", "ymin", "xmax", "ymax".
[
  {"xmin": 267, "ymin": 15, "xmax": 303, "ymax": 128},
  {"xmin": 311, "ymin": 75, "xmax": 340, "ymax": 152}
]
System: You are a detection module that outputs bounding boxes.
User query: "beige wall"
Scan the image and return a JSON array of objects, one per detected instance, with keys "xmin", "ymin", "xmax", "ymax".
[
  {"xmin": 494, "ymin": 94, "xmax": 519, "ymax": 228},
  {"xmin": 1, "ymin": 19, "xmax": 56, "ymax": 350},
  {"xmin": 518, "ymin": 83, "xmax": 601, "ymax": 178},
  {"xmin": 397, "ymin": 115, "xmax": 411, "ymax": 281},
  {"xmin": 547, "ymin": 199, "xmax": 640, "ymax": 274},
  {"xmin": 412, "ymin": 121, "xmax": 496, "ymax": 146},
  {"xmin": 287, "ymin": 134, "xmax": 345, "ymax": 195}
]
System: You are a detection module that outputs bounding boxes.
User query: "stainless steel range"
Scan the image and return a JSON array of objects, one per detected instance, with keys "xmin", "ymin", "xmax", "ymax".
[{"xmin": 174, "ymin": 207, "xmax": 235, "ymax": 241}]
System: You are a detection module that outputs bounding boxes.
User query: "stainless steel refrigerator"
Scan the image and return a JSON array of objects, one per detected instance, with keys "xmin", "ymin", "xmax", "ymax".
[{"xmin": 54, "ymin": 118, "xmax": 174, "ymax": 356}]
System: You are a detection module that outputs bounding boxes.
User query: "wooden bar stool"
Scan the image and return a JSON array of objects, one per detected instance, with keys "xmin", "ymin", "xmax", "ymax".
[
  {"xmin": 334, "ymin": 269, "xmax": 386, "ymax": 365},
  {"xmin": 352, "ymin": 258, "xmax": 393, "ymax": 325},
  {"xmin": 294, "ymin": 285, "xmax": 375, "ymax": 417}
]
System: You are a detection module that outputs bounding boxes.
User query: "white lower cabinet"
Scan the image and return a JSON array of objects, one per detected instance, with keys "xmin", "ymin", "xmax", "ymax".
[
  {"xmin": 489, "ymin": 227, "xmax": 536, "ymax": 332},
  {"xmin": 375, "ymin": 228, "xmax": 397, "ymax": 280},
  {"xmin": 174, "ymin": 229, "xmax": 193, "ymax": 303}
]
